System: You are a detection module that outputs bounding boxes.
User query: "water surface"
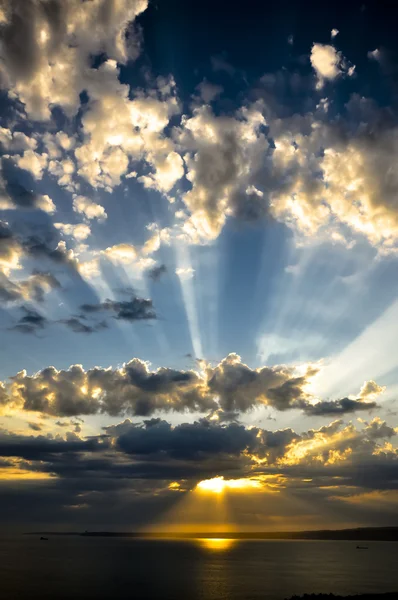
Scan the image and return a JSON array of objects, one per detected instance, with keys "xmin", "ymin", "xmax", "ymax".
[{"xmin": 1, "ymin": 536, "xmax": 398, "ymax": 599}]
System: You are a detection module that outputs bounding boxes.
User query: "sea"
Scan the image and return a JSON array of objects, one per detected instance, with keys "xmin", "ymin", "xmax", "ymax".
[{"xmin": 1, "ymin": 536, "xmax": 398, "ymax": 600}]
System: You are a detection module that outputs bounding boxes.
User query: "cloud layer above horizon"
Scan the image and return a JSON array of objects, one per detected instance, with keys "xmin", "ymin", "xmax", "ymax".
[{"xmin": 0, "ymin": 0, "xmax": 398, "ymax": 531}]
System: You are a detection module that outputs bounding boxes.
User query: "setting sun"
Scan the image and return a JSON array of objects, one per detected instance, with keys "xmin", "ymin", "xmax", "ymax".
[{"xmin": 196, "ymin": 476, "xmax": 263, "ymax": 494}]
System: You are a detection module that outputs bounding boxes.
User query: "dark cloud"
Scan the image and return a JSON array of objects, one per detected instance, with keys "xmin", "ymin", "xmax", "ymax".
[
  {"xmin": 2, "ymin": 180, "xmax": 54, "ymax": 213},
  {"xmin": 111, "ymin": 419, "xmax": 257, "ymax": 460},
  {"xmin": 0, "ymin": 415, "xmax": 396, "ymax": 530},
  {"xmin": 60, "ymin": 317, "xmax": 108, "ymax": 335},
  {"xmin": 11, "ymin": 306, "xmax": 48, "ymax": 335},
  {"xmin": 81, "ymin": 296, "xmax": 156, "ymax": 322},
  {"xmin": 0, "ymin": 430, "xmax": 107, "ymax": 461},
  {"xmin": 148, "ymin": 263, "xmax": 167, "ymax": 281},
  {"xmin": 303, "ymin": 398, "xmax": 379, "ymax": 416},
  {"xmin": 22, "ymin": 236, "xmax": 76, "ymax": 267},
  {"xmin": 27, "ymin": 422, "xmax": 42, "ymax": 431}
]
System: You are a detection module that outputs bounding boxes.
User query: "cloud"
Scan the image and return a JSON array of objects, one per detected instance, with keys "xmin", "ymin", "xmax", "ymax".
[
  {"xmin": 310, "ymin": 43, "xmax": 354, "ymax": 88},
  {"xmin": 368, "ymin": 49, "xmax": 382, "ymax": 62},
  {"xmin": 175, "ymin": 267, "xmax": 195, "ymax": 280},
  {"xmin": 331, "ymin": 29, "xmax": 339, "ymax": 39},
  {"xmin": 11, "ymin": 306, "xmax": 48, "ymax": 335},
  {"xmin": 0, "ymin": 180, "xmax": 55, "ymax": 214},
  {"xmin": 27, "ymin": 422, "xmax": 42, "ymax": 431},
  {"xmin": 54, "ymin": 223, "xmax": 91, "ymax": 241},
  {"xmin": 0, "ymin": 270, "xmax": 61, "ymax": 305},
  {"xmin": 0, "ymin": 0, "xmax": 148, "ymax": 120},
  {"xmin": 175, "ymin": 104, "xmax": 268, "ymax": 241},
  {"xmin": 111, "ymin": 419, "xmax": 257, "ymax": 460},
  {"xmin": 303, "ymin": 397, "xmax": 378, "ymax": 416},
  {"xmin": 359, "ymin": 380, "xmax": 386, "ymax": 400},
  {"xmin": 101, "ymin": 243, "xmax": 138, "ymax": 264},
  {"xmin": 211, "ymin": 55, "xmax": 235, "ymax": 76},
  {"xmin": 196, "ymin": 80, "xmax": 223, "ymax": 103},
  {"xmin": 72, "ymin": 196, "xmax": 107, "ymax": 221},
  {"xmin": 73, "ymin": 62, "xmax": 182, "ymax": 191},
  {"xmin": 263, "ymin": 99, "xmax": 398, "ymax": 250},
  {"xmin": 0, "ymin": 352, "xmax": 383, "ymax": 419},
  {"xmin": 60, "ymin": 317, "xmax": 108, "ymax": 335},
  {"xmin": 148, "ymin": 264, "xmax": 167, "ymax": 281},
  {"xmin": 80, "ymin": 296, "xmax": 156, "ymax": 322},
  {"xmin": 0, "ymin": 429, "xmax": 106, "ymax": 461}
]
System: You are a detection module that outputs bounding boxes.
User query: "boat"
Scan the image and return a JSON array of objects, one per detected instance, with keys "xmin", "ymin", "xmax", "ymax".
[
  {"xmin": 356, "ymin": 545, "xmax": 368, "ymax": 549},
  {"xmin": 40, "ymin": 537, "xmax": 48, "ymax": 541}
]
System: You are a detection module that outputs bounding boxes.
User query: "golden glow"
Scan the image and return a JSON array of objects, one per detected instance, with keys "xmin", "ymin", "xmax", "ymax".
[
  {"xmin": 196, "ymin": 476, "xmax": 262, "ymax": 494},
  {"xmin": 80, "ymin": 385, "xmax": 88, "ymax": 395},
  {"xmin": 168, "ymin": 481, "xmax": 181, "ymax": 491},
  {"xmin": 196, "ymin": 538, "xmax": 236, "ymax": 551},
  {"xmin": 39, "ymin": 29, "xmax": 49, "ymax": 44},
  {"xmin": 0, "ymin": 468, "xmax": 54, "ymax": 480}
]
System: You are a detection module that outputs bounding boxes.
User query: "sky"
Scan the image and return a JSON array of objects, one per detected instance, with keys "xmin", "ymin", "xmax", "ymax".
[{"xmin": 1, "ymin": 0, "xmax": 398, "ymax": 533}]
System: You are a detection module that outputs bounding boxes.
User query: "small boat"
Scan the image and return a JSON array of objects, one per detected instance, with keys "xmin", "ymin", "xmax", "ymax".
[
  {"xmin": 356, "ymin": 545, "xmax": 368, "ymax": 549},
  {"xmin": 40, "ymin": 537, "xmax": 48, "ymax": 541}
]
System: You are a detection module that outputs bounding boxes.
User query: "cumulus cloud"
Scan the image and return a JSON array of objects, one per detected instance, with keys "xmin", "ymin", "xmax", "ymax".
[
  {"xmin": 14, "ymin": 150, "xmax": 48, "ymax": 179},
  {"xmin": 100, "ymin": 231, "xmax": 164, "ymax": 273},
  {"xmin": 175, "ymin": 104, "xmax": 268, "ymax": 241},
  {"xmin": 54, "ymin": 223, "xmax": 91, "ymax": 241},
  {"xmin": 0, "ymin": 270, "xmax": 60, "ymax": 305},
  {"xmin": 0, "ymin": 180, "xmax": 55, "ymax": 214},
  {"xmin": 74, "ymin": 62, "xmax": 182, "ymax": 191},
  {"xmin": 175, "ymin": 267, "xmax": 195, "ymax": 280},
  {"xmin": 0, "ymin": 0, "xmax": 148, "ymax": 120},
  {"xmin": 359, "ymin": 380, "xmax": 386, "ymax": 400},
  {"xmin": 310, "ymin": 43, "xmax": 354, "ymax": 88},
  {"xmin": 0, "ymin": 352, "xmax": 384, "ymax": 419},
  {"xmin": 261, "ymin": 100, "xmax": 398, "ymax": 250},
  {"xmin": 72, "ymin": 196, "xmax": 107, "ymax": 221}
]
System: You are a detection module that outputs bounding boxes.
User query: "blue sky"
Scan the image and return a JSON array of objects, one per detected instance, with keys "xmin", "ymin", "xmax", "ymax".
[{"xmin": 1, "ymin": 0, "xmax": 398, "ymax": 531}]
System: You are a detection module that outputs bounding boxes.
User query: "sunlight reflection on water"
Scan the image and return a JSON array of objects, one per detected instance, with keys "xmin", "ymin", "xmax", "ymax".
[{"xmin": 196, "ymin": 537, "xmax": 236, "ymax": 551}]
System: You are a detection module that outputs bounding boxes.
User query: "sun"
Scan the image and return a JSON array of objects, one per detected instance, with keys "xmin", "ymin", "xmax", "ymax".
[
  {"xmin": 196, "ymin": 476, "xmax": 263, "ymax": 494},
  {"xmin": 196, "ymin": 476, "xmax": 226, "ymax": 494}
]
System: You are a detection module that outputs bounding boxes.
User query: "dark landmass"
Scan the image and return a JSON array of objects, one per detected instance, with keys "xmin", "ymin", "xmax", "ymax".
[
  {"xmin": 286, "ymin": 595, "xmax": 398, "ymax": 600},
  {"xmin": 25, "ymin": 526, "xmax": 398, "ymax": 541}
]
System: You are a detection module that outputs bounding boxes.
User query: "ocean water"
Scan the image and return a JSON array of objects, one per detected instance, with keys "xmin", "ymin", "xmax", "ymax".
[{"xmin": 1, "ymin": 536, "xmax": 398, "ymax": 600}]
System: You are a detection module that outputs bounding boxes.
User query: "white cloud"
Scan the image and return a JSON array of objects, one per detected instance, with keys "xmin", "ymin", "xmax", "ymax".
[
  {"xmin": 73, "ymin": 196, "xmax": 107, "ymax": 221},
  {"xmin": 0, "ymin": 0, "xmax": 148, "ymax": 120},
  {"xmin": 175, "ymin": 267, "xmax": 195, "ymax": 280},
  {"xmin": 78, "ymin": 258, "xmax": 101, "ymax": 279},
  {"xmin": 331, "ymin": 28, "xmax": 339, "ymax": 39},
  {"xmin": 54, "ymin": 223, "xmax": 91, "ymax": 241},
  {"xmin": 101, "ymin": 243, "xmax": 138, "ymax": 264},
  {"xmin": 310, "ymin": 43, "xmax": 354, "ymax": 88},
  {"xmin": 175, "ymin": 103, "xmax": 268, "ymax": 241},
  {"xmin": 15, "ymin": 150, "xmax": 48, "ymax": 179}
]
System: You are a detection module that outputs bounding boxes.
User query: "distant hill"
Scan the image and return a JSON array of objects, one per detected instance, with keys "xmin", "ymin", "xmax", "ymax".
[
  {"xmin": 286, "ymin": 594, "xmax": 398, "ymax": 600},
  {"xmin": 26, "ymin": 526, "xmax": 398, "ymax": 541}
]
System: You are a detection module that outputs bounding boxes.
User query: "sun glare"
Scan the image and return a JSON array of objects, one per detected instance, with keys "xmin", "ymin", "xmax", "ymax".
[
  {"xmin": 196, "ymin": 476, "xmax": 262, "ymax": 494},
  {"xmin": 197, "ymin": 538, "xmax": 236, "ymax": 551}
]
